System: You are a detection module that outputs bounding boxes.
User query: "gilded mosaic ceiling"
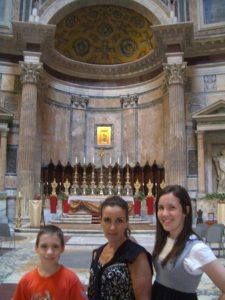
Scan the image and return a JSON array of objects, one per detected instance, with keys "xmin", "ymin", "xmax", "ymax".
[{"xmin": 55, "ymin": 5, "xmax": 155, "ymax": 65}]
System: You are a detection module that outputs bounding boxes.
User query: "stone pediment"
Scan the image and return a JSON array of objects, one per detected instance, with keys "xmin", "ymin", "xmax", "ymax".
[
  {"xmin": 192, "ymin": 100, "xmax": 225, "ymax": 131},
  {"xmin": 192, "ymin": 100, "xmax": 225, "ymax": 122},
  {"xmin": 0, "ymin": 106, "xmax": 13, "ymax": 122}
]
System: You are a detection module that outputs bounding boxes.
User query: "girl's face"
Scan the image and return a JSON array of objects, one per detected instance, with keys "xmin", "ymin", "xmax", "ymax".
[
  {"xmin": 35, "ymin": 233, "xmax": 64, "ymax": 265},
  {"xmin": 101, "ymin": 205, "xmax": 128, "ymax": 245},
  {"xmin": 157, "ymin": 193, "xmax": 186, "ymax": 239}
]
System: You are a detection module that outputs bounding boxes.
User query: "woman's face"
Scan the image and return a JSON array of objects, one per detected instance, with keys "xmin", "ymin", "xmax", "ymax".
[
  {"xmin": 101, "ymin": 205, "xmax": 128, "ymax": 245},
  {"xmin": 157, "ymin": 192, "xmax": 186, "ymax": 239}
]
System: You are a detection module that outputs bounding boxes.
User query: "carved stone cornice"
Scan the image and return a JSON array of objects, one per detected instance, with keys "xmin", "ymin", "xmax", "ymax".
[
  {"xmin": 163, "ymin": 63, "xmax": 187, "ymax": 86},
  {"xmin": 120, "ymin": 94, "xmax": 138, "ymax": 108},
  {"xmin": 71, "ymin": 94, "xmax": 89, "ymax": 109},
  {"xmin": 20, "ymin": 62, "xmax": 43, "ymax": 84}
]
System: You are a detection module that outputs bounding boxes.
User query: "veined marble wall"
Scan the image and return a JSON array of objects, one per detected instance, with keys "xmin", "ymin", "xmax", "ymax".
[{"xmin": 41, "ymin": 74, "xmax": 164, "ymax": 168}]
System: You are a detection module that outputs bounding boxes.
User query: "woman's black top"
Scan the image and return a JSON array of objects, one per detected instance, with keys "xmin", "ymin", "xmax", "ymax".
[{"xmin": 88, "ymin": 239, "xmax": 153, "ymax": 300}]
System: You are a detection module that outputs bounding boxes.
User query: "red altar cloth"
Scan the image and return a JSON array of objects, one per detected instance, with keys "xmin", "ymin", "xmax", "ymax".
[
  {"xmin": 146, "ymin": 196, "xmax": 154, "ymax": 215},
  {"xmin": 50, "ymin": 195, "xmax": 58, "ymax": 213}
]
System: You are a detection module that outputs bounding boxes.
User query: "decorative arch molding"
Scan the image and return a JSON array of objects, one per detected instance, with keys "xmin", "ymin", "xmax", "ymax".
[{"xmin": 39, "ymin": 0, "xmax": 171, "ymax": 26}]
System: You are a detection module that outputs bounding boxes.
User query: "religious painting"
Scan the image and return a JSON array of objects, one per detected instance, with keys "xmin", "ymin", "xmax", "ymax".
[{"xmin": 95, "ymin": 124, "xmax": 113, "ymax": 148}]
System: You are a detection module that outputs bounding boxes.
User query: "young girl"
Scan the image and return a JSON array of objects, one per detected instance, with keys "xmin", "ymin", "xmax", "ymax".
[
  {"xmin": 13, "ymin": 224, "xmax": 87, "ymax": 300},
  {"xmin": 152, "ymin": 184, "xmax": 225, "ymax": 300}
]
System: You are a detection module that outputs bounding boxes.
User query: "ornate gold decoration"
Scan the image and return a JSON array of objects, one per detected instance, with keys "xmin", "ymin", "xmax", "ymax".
[
  {"xmin": 147, "ymin": 179, "xmax": 153, "ymax": 196},
  {"xmin": 134, "ymin": 179, "xmax": 141, "ymax": 195},
  {"xmin": 63, "ymin": 179, "xmax": 71, "ymax": 196},
  {"xmin": 55, "ymin": 5, "xmax": 154, "ymax": 65},
  {"xmin": 51, "ymin": 179, "xmax": 58, "ymax": 196}
]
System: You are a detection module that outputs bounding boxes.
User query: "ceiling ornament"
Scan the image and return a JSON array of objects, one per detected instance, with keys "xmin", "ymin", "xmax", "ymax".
[{"xmin": 55, "ymin": 5, "xmax": 155, "ymax": 65}]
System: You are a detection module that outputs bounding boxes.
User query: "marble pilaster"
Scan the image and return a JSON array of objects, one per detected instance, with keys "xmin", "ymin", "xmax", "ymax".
[
  {"xmin": 164, "ymin": 53, "xmax": 187, "ymax": 187},
  {"xmin": 120, "ymin": 94, "xmax": 138, "ymax": 165},
  {"xmin": 196, "ymin": 131, "xmax": 206, "ymax": 196},
  {"xmin": 0, "ymin": 130, "xmax": 8, "ymax": 190},
  {"xmin": 71, "ymin": 94, "xmax": 89, "ymax": 164},
  {"xmin": 17, "ymin": 55, "xmax": 42, "ymax": 218}
]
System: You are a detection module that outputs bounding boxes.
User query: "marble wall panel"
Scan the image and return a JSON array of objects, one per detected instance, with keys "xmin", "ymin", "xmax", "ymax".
[
  {"xmin": 139, "ymin": 88, "xmax": 162, "ymax": 104},
  {"xmin": 217, "ymin": 74, "xmax": 225, "ymax": 91},
  {"xmin": 190, "ymin": 76, "xmax": 204, "ymax": 93},
  {"xmin": 41, "ymin": 102, "xmax": 70, "ymax": 165},
  {"xmin": 139, "ymin": 102, "xmax": 164, "ymax": 165},
  {"xmin": 1, "ymin": 74, "xmax": 15, "ymax": 91},
  {"xmin": 89, "ymin": 97, "xmax": 120, "ymax": 109}
]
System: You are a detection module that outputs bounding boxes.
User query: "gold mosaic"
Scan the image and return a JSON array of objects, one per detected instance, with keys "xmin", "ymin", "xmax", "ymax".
[{"xmin": 55, "ymin": 5, "xmax": 155, "ymax": 65}]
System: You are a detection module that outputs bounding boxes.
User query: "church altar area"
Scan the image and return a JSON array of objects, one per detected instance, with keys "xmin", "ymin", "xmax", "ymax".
[{"xmin": 67, "ymin": 195, "xmax": 134, "ymax": 214}]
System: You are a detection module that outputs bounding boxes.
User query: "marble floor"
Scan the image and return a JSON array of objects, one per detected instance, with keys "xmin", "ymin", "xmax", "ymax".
[{"xmin": 0, "ymin": 230, "xmax": 224, "ymax": 299}]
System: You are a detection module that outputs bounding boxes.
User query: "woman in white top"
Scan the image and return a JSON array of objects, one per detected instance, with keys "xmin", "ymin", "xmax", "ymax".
[{"xmin": 152, "ymin": 184, "xmax": 225, "ymax": 300}]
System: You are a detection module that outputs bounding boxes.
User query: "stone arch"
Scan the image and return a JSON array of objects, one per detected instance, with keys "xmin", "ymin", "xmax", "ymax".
[{"xmin": 39, "ymin": 0, "xmax": 171, "ymax": 25}]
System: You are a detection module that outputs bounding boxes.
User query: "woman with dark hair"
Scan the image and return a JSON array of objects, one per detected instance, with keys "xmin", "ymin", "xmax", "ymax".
[
  {"xmin": 152, "ymin": 184, "xmax": 225, "ymax": 300},
  {"xmin": 88, "ymin": 195, "xmax": 153, "ymax": 300}
]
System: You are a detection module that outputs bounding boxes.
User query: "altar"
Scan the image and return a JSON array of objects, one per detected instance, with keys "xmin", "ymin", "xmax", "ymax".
[{"xmin": 68, "ymin": 195, "xmax": 134, "ymax": 213}]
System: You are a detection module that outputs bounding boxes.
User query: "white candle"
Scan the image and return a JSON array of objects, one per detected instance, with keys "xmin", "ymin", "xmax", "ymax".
[
  {"xmin": 92, "ymin": 156, "xmax": 95, "ymax": 164},
  {"xmin": 18, "ymin": 191, "xmax": 21, "ymax": 198},
  {"xmin": 84, "ymin": 156, "xmax": 86, "ymax": 164},
  {"xmin": 126, "ymin": 156, "xmax": 129, "ymax": 164},
  {"xmin": 118, "ymin": 157, "xmax": 120, "ymax": 165},
  {"xmin": 109, "ymin": 157, "xmax": 112, "ymax": 165},
  {"xmin": 75, "ymin": 156, "xmax": 78, "ymax": 164}
]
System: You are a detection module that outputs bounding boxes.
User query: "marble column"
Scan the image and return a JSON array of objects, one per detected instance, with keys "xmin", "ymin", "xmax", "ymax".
[
  {"xmin": 163, "ymin": 53, "xmax": 187, "ymax": 187},
  {"xmin": 0, "ymin": 129, "xmax": 8, "ymax": 222},
  {"xmin": 196, "ymin": 130, "xmax": 205, "ymax": 196},
  {"xmin": 0, "ymin": 129, "xmax": 8, "ymax": 190},
  {"xmin": 120, "ymin": 94, "xmax": 138, "ymax": 165},
  {"xmin": 17, "ymin": 53, "xmax": 42, "ymax": 218}
]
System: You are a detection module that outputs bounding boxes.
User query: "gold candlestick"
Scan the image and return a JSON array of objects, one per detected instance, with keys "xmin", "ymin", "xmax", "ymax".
[
  {"xmin": 107, "ymin": 164, "xmax": 113, "ymax": 195},
  {"xmin": 147, "ymin": 179, "xmax": 153, "ymax": 196},
  {"xmin": 134, "ymin": 179, "xmax": 141, "ymax": 195},
  {"xmin": 81, "ymin": 164, "xmax": 88, "ymax": 195},
  {"xmin": 63, "ymin": 179, "xmax": 71, "ymax": 196},
  {"xmin": 71, "ymin": 164, "xmax": 79, "ymax": 195},
  {"xmin": 51, "ymin": 178, "xmax": 58, "ymax": 195},
  {"xmin": 16, "ymin": 193, "xmax": 22, "ymax": 228},
  {"xmin": 98, "ymin": 149, "xmax": 105, "ymax": 195},
  {"xmin": 90, "ymin": 164, "xmax": 96, "ymax": 195},
  {"xmin": 124, "ymin": 165, "xmax": 132, "ymax": 195},
  {"xmin": 115, "ymin": 164, "xmax": 122, "ymax": 195}
]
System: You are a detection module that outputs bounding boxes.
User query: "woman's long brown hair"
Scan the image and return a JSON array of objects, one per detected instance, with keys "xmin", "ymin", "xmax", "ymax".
[{"xmin": 152, "ymin": 185, "xmax": 195, "ymax": 266}]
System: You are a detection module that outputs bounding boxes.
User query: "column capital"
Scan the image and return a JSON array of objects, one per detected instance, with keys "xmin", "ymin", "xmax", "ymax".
[
  {"xmin": 163, "ymin": 62, "xmax": 187, "ymax": 86},
  {"xmin": 0, "ymin": 130, "xmax": 9, "ymax": 138},
  {"xmin": 120, "ymin": 94, "xmax": 138, "ymax": 108},
  {"xmin": 71, "ymin": 94, "xmax": 89, "ymax": 109},
  {"xmin": 19, "ymin": 62, "xmax": 42, "ymax": 84}
]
